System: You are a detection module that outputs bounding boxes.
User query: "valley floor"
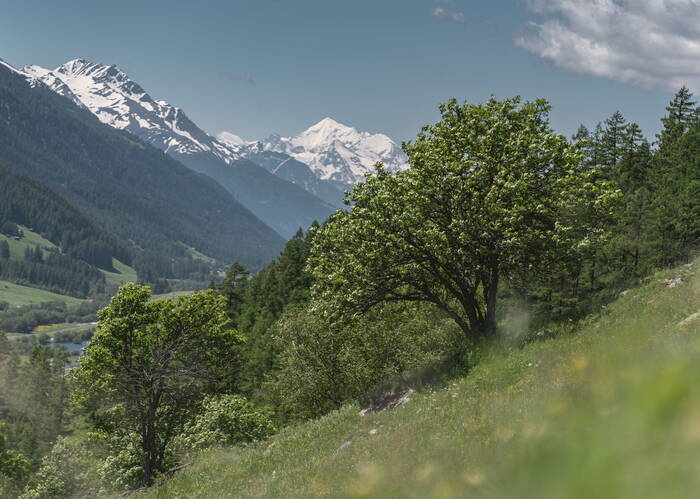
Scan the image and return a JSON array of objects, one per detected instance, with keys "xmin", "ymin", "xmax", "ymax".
[{"xmin": 140, "ymin": 261, "xmax": 700, "ymax": 499}]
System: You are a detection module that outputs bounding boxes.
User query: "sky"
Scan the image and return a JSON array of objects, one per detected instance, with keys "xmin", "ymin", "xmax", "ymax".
[{"xmin": 1, "ymin": 0, "xmax": 697, "ymax": 143}]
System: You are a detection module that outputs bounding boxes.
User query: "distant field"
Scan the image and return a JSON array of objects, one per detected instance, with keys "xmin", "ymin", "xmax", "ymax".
[
  {"xmin": 0, "ymin": 280, "xmax": 83, "ymax": 307},
  {"xmin": 185, "ymin": 245, "xmax": 217, "ymax": 265},
  {"xmin": 102, "ymin": 258, "xmax": 138, "ymax": 286},
  {"xmin": 0, "ymin": 225, "xmax": 56, "ymax": 261},
  {"xmin": 6, "ymin": 322, "xmax": 96, "ymax": 339}
]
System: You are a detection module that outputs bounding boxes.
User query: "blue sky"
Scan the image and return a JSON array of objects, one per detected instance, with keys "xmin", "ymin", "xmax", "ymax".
[{"xmin": 1, "ymin": 0, "xmax": 693, "ymax": 143}]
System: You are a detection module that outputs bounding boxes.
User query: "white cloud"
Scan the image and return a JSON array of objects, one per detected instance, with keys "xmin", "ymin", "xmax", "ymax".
[
  {"xmin": 517, "ymin": 0, "xmax": 700, "ymax": 91},
  {"xmin": 433, "ymin": 5, "xmax": 465, "ymax": 23}
]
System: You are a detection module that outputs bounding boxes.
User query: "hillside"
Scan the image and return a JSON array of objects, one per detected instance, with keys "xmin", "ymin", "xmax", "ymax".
[
  {"xmin": 0, "ymin": 281, "xmax": 84, "ymax": 307},
  {"xmin": 0, "ymin": 166, "xmax": 135, "ymax": 297},
  {"xmin": 141, "ymin": 261, "xmax": 700, "ymax": 499},
  {"xmin": 0, "ymin": 62, "xmax": 283, "ymax": 271}
]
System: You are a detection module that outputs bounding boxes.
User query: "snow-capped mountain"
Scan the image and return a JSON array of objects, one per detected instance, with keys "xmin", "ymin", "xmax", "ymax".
[
  {"xmin": 25, "ymin": 58, "xmax": 337, "ymax": 239},
  {"xmin": 23, "ymin": 59, "xmax": 240, "ymax": 163},
  {"xmin": 24, "ymin": 58, "xmax": 407, "ymax": 230},
  {"xmin": 234, "ymin": 117, "xmax": 409, "ymax": 189}
]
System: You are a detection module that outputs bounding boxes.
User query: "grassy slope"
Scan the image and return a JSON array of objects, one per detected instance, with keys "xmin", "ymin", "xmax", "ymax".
[
  {"xmin": 0, "ymin": 280, "xmax": 83, "ymax": 307},
  {"xmin": 0, "ymin": 225, "xmax": 56, "ymax": 260},
  {"xmin": 142, "ymin": 262, "xmax": 700, "ymax": 499},
  {"xmin": 101, "ymin": 258, "xmax": 138, "ymax": 287},
  {"xmin": 1, "ymin": 227, "xmax": 137, "ymax": 298}
]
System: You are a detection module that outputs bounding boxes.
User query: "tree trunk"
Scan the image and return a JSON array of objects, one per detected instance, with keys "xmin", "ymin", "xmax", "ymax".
[
  {"xmin": 484, "ymin": 268, "xmax": 499, "ymax": 336},
  {"xmin": 141, "ymin": 403, "xmax": 158, "ymax": 486}
]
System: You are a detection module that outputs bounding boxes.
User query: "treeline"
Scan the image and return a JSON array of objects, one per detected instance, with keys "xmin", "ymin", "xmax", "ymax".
[
  {"xmin": 0, "ymin": 249, "xmax": 105, "ymax": 298},
  {"xmin": 528, "ymin": 87, "xmax": 700, "ymax": 322},
  {"xmin": 132, "ymin": 253, "xmax": 215, "ymax": 287},
  {"xmin": 0, "ymin": 165, "xmax": 223, "ymax": 298},
  {"xmin": 0, "ymin": 63, "xmax": 283, "ymax": 271}
]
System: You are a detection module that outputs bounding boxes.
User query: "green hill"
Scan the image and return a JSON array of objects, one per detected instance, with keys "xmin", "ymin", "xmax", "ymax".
[
  {"xmin": 0, "ymin": 168, "xmax": 133, "ymax": 298},
  {"xmin": 141, "ymin": 260, "xmax": 700, "ymax": 499},
  {"xmin": 0, "ymin": 280, "xmax": 83, "ymax": 307}
]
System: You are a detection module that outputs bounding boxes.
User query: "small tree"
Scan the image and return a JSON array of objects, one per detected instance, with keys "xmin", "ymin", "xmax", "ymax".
[
  {"xmin": 0, "ymin": 241, "xmax": 9, "ymax": 259},
  {"xmin": 72, "ymin": 284, "xmax": 242, "ymax": 486},
  {"xmin": 308, "ymin": 97, "xmax": 619, "ymax": 339}
]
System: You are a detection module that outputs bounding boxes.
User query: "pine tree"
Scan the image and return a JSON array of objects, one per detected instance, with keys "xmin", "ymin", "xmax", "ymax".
[
  {"xmin": 659, "ymin": 86, "xmax": 696, "ymax": 142},
  {"xmin": 599, "ymin": 111, "xmax": 627, "ymax": 172},
  {"xmin": 219, "ymin": 262, "xmax": 250, "ymax": 324},
  {"xmin": 0, "ymin": 241, "xmax": 9, "ymax": 259},
  {"xmin": 650, "ymin": 87, "xmax": 699, "ymax": 265}
]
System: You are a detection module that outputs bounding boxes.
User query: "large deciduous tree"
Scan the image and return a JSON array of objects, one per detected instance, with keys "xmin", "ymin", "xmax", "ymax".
[
  {"xmin": 308, "ymin": 97, "xmax": 619, "ymax": 338},
  {"xmin": 72, "ymin": 284, "xmax": 242, "ymax": 486}
]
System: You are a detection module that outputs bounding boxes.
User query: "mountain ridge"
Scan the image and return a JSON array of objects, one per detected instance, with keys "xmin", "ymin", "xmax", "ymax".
[{"xmin": 24, "ymin": 59, "xmax": 337, "ymax": 238}]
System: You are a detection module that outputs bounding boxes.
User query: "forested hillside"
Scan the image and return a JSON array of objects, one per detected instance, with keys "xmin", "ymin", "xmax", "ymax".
[
  {"xmin": 0, "ymin": 166, "xmax": 131, "ymax": 298},
  {"xmin": 0, "ymin": 63, "xmax": 284, "ymax": 274}
]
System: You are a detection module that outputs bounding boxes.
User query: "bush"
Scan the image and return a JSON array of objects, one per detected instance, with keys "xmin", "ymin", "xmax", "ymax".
[
  {"xmin": 20, "ymin": 437, "xmax": 99, "ymax": 499},
  {"xmin": 176, "ymin": 395, "xmax": 275, "ymax": 452},
  {"xmin": 271, "ymin": 302, "xmax": 460, "ymax": 420}
]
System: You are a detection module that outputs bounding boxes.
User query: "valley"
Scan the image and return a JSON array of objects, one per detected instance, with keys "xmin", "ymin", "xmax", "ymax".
[{"xmin": 1, "ymin": 4, "xmax": 699, "ymax": 497}]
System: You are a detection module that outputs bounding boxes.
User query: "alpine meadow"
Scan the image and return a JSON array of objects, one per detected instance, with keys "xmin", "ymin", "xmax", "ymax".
[{"xmin": 2, "ymin": 2, "xmax": 700, "ymax": 498}]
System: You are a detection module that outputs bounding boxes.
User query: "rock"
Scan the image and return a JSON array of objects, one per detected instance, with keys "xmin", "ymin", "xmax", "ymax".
[
  {"xmin": 369, "ymin": 428, "xmax": 379, "ymax": 435},
  {"xmin": 678, "ymin": 312, "xmax": 700, "ymax": 328},
  {"xmin": 359, "ymin": 387, "xmax": 415, "ymax": 415},
  {"xmin": 665, "ymin": 277, "xmax": 684, "ymax": 288}
]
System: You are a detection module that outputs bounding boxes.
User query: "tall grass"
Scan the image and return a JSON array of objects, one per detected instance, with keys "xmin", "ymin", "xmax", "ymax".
[{"xmin": 140, "ymin": 261, "xmax": 700, "ymax": 498}]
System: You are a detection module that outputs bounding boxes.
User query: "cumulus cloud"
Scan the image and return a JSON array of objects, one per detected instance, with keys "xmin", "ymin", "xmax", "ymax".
[
  {"xmin": 517, "ymin": 0, "xmax": 700, "ymax": 91},
  {"xmin": 432, "ymin": 2, "xmax": 465, "ymax": 23}
]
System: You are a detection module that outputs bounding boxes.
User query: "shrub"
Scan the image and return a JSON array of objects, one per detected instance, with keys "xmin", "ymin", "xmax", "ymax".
[
  {"xmin": 21, "ymin": 437, "xmax": 99, "ymax": 499},
  {"xmin": 271, "ymin": 302, "xmax": 460, "ymax": 420},
  {"xmin": 176, "ymin": 395, "xmax": 275, "ymax": 452}
]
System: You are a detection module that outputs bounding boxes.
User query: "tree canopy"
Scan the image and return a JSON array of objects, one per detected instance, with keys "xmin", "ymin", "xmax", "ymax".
[
  {"xmin": 308, "ymin": 97, "xmax": 620, "ymax": 338},
  {"xmin": 72, "ymin": 284, "xmax": 242, "ymax": 486}
]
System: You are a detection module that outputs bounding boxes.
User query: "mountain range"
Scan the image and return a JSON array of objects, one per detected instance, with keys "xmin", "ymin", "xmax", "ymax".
[{"xmin": 23, "ymin": 59, "xmax": 409, "ymax": 237}]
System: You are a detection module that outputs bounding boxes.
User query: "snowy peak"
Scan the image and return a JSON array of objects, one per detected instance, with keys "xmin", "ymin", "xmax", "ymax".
[
  {"xmin": 217, "ymin": 131, "xmax": 248, "ymax": 147},
  {"xmin": 250, "ymin": 118, "xmax": 408, "ymax": 186},
  {"xmin": 24, "ymin": 59, "xmax": 242, "ymax": 163}
]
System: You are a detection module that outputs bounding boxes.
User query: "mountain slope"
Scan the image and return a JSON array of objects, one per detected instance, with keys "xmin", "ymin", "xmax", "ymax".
[
  {"xmin": 140, "ymin": 262, "xmax": 700, "ymax": 499},
  {"xmin": 0, "ymin": 60, "xmax": 283, "ymax": 270},
  {"xmin": 0, "ymin": 166, "xmax": 129, "ymax": 270},
  {"xmin": 235, "ymin": 145, "xmax": 347, "ymax": 207},
  {"xmin": 25, "ymin": 59, "xmax": 336, "ymax": 238},
  {"xmin": 0, "ymin": 166, "xmax": 134, "ymax": 297}
]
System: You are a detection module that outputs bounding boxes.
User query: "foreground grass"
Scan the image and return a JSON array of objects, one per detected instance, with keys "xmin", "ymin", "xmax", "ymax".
[{"xmin": 141, "ymin": 262, "xmax": 700, "ymax": 499}]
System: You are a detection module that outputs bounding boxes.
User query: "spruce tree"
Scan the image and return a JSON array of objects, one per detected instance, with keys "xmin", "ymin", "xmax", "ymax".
[{"xmin": 0, "ymin": 241, "xmax": 9, "ymax": 259}]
